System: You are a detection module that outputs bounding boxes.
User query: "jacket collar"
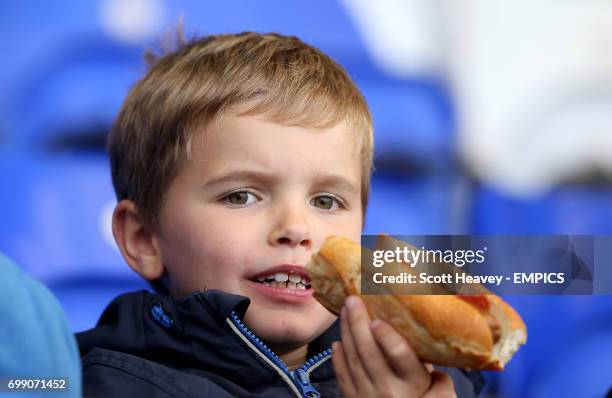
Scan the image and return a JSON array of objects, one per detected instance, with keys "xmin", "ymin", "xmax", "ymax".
[{"xmin": 77, "ymin": 289, "xmax": 337, "ymax": 387}]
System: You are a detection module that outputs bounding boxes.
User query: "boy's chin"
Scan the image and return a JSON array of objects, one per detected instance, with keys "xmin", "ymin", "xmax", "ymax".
[{"xmin": 243, "ymin": 308, "xmax": 336, "ymax": 349}]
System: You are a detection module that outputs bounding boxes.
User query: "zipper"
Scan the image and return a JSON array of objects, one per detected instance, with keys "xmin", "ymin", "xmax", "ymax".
[{"xmin": 227, "ymin": 310, "xmax": 333, "ymax": 398}]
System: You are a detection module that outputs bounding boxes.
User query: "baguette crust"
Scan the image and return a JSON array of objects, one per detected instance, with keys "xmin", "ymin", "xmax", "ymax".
[{"xmin": 306, "ymin": 235, "xmax": 527, "ymax": 370}]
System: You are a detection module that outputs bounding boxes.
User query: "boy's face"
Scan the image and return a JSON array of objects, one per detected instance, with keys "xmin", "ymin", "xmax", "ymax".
[{"xmin": 156, "ymin": 111, "xmax": 363, "ymax": 351}]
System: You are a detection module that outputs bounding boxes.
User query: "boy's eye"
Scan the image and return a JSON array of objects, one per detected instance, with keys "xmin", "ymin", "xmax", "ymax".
[
  {"xmin": 224, "ymin": 191, "xmax": 258, "ymax": 205},
  {"xmin": 311, "ymin": 195, "xmax": 341, "ymax": 210}
]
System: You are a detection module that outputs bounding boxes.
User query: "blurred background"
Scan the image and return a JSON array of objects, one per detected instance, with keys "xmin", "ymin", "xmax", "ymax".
[{"xmin": 1, "ymin": 0, "xmax": 611, "ymax": 396}]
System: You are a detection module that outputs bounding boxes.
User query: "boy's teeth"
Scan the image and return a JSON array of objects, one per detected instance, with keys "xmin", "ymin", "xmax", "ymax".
[
  {"xmin": 274, "ymin": 273, "xmax": 289, "ymax": 282},
  {"xmin": 255, "ymin": 271, "xmax": 310, "ymax": 289}
]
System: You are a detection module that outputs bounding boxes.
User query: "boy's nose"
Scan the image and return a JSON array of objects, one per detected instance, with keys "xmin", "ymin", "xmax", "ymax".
[{"xmin": 268, "ymin": 206, "xmax": 312, "ymax": 249}]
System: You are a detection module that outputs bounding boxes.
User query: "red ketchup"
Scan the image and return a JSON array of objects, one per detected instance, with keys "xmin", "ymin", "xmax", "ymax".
[{"xmin": 458, "ymin": 295, "xmax": 490, "ymax": 311}]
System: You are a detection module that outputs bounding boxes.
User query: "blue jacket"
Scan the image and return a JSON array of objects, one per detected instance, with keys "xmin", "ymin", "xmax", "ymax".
[{"xmin": 77, "ymin": 290, "xmax": 485, "ymax": 397}]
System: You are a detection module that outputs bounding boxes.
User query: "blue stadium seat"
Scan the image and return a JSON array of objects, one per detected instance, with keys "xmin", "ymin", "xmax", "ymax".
[
  {"xmin": 4, "ymin": 37, "xmax": 140, "ymax": 150},
  {"xmin": 360, "ymin": 78, "xmax": 454, "ymax": 167},
  {"xmin": 51, "ymin": 276, "xmax": 148, "ymax": 333},
  {"xmin": 0, "ymin": 152, "xmax": 147, "ymax": 331},
  {"xmin": 470, "ymin": 186, "xmax": 612, "ymax": 395},
  {"xmin": 471, "ymin": 185, "xmax": 612, "ymax": 234},
  {"xmin": 0, "ymin": 153, "xmax": 124, "ymax": 279},
  {"xmin": 0, "ymin": 16, "xmax": 149, "ymax": 332},
  {"xmin": 526, "ymin": 301, "xmax": 612, "ymax": 397},
  {"xmin": 364, "ymin": 170, "xmax": 467, "ymax": 235}
]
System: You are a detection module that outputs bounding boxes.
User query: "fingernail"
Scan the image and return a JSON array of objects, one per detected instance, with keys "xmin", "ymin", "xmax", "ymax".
[
  {"xmin": 332, "ymin": 341, "xmax": 339, "ymax": 352},
  {"xmin": 346, "ymin": 296, "xmax": 357, "ymax": 308},
  {"xmin": 370, "ymin": 319, "xmax": 383, "ymax": 329}
]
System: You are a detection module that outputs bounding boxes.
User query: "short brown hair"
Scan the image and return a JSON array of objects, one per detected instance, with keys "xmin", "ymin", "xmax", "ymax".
[{"xmin": 109, "ymin": 32, "xmax": 374, "ymax": 232}]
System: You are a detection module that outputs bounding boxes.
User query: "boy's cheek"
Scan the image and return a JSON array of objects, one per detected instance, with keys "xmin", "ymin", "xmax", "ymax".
[{"xmin": 161, "ymin": 243, "xmax": 239, "ymax": 296}]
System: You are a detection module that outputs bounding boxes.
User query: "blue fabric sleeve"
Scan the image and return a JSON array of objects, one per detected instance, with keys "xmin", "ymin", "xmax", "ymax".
[{"xmin": 0, "ymin": 253, "xmax": 81, "ymax": 397}]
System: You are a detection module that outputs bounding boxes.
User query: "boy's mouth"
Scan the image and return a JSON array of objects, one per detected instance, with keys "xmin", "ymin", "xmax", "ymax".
[{"xmin": 249, "ymin": 266, "xmax": 312, "ymax": 290}]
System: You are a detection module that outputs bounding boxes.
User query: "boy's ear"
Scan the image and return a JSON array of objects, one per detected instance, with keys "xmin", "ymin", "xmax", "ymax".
[{"xmin": 112, "ymin": 199, "xmax": 164, "ymax": 280}]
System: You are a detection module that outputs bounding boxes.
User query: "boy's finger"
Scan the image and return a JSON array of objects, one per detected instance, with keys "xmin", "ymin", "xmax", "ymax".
[
  {"xmin": 370, "ymin": 317, "xmax": 430, "ymax": 389},
  {"xmin": 344, "ymin": 296, "xmax": 394, "ymax": 382},
  {"xmin": 340, "ymin": 306, "xmax": 372, "ymax": 391},
  {"xmin": 331, "ymin": 341, "xmax": 358, "ymax": 398},
  {"xmin": 423, "ymin": 370, "xmax": 456, "ymax": 398}
]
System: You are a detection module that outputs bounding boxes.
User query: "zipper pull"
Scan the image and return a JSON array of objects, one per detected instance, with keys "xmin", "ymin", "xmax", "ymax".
[{"xmin": 292, "ymin": 368, "xmax": 320, "ymax": 398}]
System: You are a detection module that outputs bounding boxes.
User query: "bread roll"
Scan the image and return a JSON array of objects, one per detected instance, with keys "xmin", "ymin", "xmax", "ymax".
[{"xmin": 306, "ymin": 235, "xmax": 527, "ymax": 370}]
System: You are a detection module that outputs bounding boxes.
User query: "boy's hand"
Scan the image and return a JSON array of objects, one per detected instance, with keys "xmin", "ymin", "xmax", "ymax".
[{"xmin": 332, "ymin": 296, "xmax": 456, "ymax": 398}]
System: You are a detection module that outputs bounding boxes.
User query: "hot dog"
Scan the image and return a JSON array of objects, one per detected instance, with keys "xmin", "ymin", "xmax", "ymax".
[{"xmin": 306, "ymin": 235, "xmax": 527, "ymax": 370}]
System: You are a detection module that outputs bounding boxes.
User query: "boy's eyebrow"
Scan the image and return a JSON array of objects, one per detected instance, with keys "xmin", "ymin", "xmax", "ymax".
[
  {"xmin": 311, "ymin": 174, "xmax": 360, "ymax": 195},
  {"xmin": 202, "ymin": 170, "xmax": 278, "ymax": 188},
  {"xmin": 202, "ymin": 170, "xmax": 359, "ymax": 194}
]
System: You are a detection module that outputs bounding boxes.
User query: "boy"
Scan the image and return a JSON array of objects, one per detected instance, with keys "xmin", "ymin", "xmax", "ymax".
[{"xmin": 77, "ymin": 32, "xmax": 484, "ymax": 397}]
